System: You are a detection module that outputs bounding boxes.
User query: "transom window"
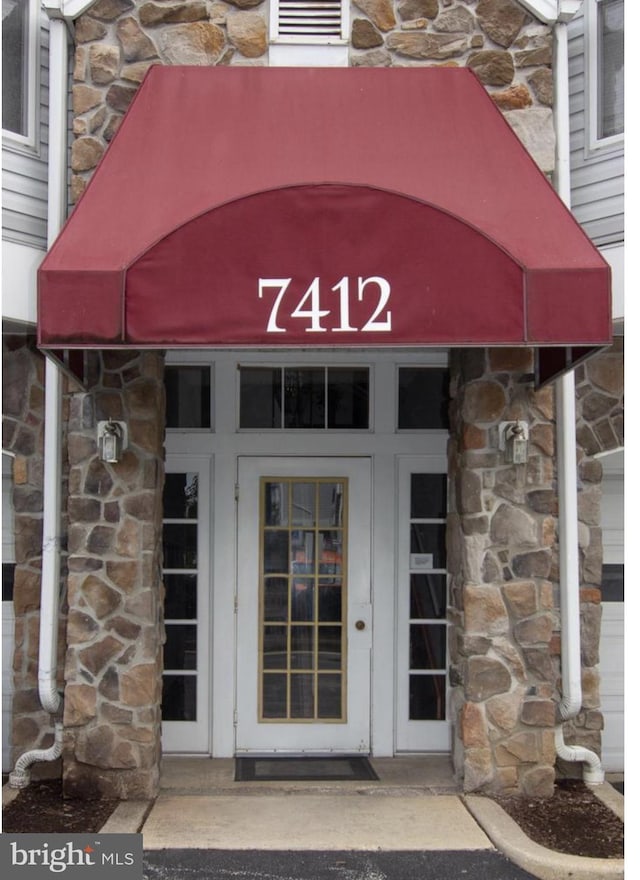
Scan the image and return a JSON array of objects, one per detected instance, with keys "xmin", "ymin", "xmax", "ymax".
[
  {"xmin": 239, "ymin": 366, "xmax": 369, "ymax": 430},
  {"xmin": 397, "ymin": 367, "xmax": 449, "ymax": 430},
  {"xmin": 165, "ymin": 365, "xmax": 212, "ymax": 429}
]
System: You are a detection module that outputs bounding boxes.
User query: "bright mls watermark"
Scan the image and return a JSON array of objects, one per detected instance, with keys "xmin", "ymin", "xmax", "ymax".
[{"xmin": 0, "ymin": 834, "xmax": 143, "ymax": 878}]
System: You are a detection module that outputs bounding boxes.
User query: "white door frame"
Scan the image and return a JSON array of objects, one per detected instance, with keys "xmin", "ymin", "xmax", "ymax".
[
  {"xmin": 235, "ymin": 456, "xmax": 372, "ymax": 753},
  {"xmin": 163, "ymin": 348, "xmax": 450, "ymax": 757}
]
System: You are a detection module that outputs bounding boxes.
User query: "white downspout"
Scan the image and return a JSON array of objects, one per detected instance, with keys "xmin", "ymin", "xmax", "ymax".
[
  {"xmin": 552, "ymin": 10, "xmax": 604, "ymax": 785},
  {"xmin": 9, "ymin": 12, "xmax": 69, "ymax": 788}
]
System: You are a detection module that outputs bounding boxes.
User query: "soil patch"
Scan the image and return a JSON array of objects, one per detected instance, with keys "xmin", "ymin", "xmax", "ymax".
[
  {"xmin": 2, "ymin": 779, "xmax": 117, "ymax": 834},
  {"xmin": 492, "ymin": 779, "xmax": 624, "ymax": 860}
]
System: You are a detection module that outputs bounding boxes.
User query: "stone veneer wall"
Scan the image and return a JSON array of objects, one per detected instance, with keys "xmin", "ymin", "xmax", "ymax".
[
  {"xmin": 447, "ymin": 345, "xmax": 623, "ymax": 795},
  {"xmin": 3, "ymin": 336, "xmax": 66, "ymax": 777},
  {"xmin": 70, "ymin": 0, "xmax": 555, "ymax": 203},
  {"xmin": 5, "ymin": 0, "xmax": 621, "ymax": 800},
  {"xmin": 61, "ymin": 351, "xmax": 165, "ymax": 799}
]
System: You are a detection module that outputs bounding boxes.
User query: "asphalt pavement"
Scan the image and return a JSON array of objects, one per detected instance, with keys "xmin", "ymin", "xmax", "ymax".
[{"xmin": 142, "ymin": 848, "xmax": 539, "ymax": 879}]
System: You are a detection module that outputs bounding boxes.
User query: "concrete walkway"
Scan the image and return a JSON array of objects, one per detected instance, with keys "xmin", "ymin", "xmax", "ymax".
[
  {"xmin": 140, "ymin": 756, "xmax": 489, "ymax": 851},
  {"xmin": 100, "ymin": 756, "xmax": 625, "ymax": 880}
]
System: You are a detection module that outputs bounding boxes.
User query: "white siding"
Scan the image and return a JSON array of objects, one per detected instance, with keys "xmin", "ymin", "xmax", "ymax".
[
  {"xmin": 1, "ymin": 11, "xmax": 50, "ymax": 250},
  {"xmin": 568, "ymin": 11, "xmax": 624, "ymax": 246}
]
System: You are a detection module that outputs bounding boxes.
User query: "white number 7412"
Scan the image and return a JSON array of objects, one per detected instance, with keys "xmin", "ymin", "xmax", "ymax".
[{"xmin": 258, "ymin": 277, "xmax": 392, "ymax": 333}]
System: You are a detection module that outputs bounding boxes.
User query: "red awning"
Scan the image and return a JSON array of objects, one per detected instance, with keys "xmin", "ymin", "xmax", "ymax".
[{"xmin": 38, "ymin": 66, "xmax": 611, "ymax": 352}]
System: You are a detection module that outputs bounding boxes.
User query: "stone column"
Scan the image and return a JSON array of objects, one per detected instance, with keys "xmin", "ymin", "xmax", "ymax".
[
  {"xmin": 63, "ymin": 350, "xmax": 165, "ymax": 800},
  {"xmin": 448, "ymin": 348, "xmax": 559, "ymax": 797}
]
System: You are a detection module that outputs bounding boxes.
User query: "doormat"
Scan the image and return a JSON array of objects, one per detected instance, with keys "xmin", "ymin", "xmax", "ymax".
[{"xmin": 235, "ymin": 756, "xmax": 379, "ymax": 782}]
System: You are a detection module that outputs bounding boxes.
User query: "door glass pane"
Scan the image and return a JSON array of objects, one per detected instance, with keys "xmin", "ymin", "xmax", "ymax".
[
  {"xmin": 291, "ymin": 674, "xmax": 314, "ymax": 718},
  {"xmin": 264, "ymin": 577, "xmax": 289, "ymax": 621},
  {"xmin": 163, "ymin": 523, "xmax": 197, "ymax": 569},
  {"xmin": 162, "ymin": 675, "xmax": 196, "ymax": 721},
  {"xmin": 163, "ymin": 472, "xmax": 199, "ymax": 519},
  {"xmin": 292, "ymin": 482, "xmax": 316, "ymax": 526},
  {"xmin": 263, "ymin": 674, "xmax": 287, "ymax": 718},
  {"xmin": 318, "ymin": 579, "xmax": 342, "ymax": 621},
  {"xmin": 164, "ymin": 576, "xmax": 198, "ymax": 619},
  {"xmin": 410, "ymin": 473, "xmax": 447, "ymax": 519},
  {"xmin": 263, "ymin": 626, "xmax": 287, "ymax": 669},
  {"xmin": 319, "ymin": 531, "xmax": 342, "ymax": 574},
  {"xmin": 291, "ymin": 579, "xmax": 315, "ymax": 621},
  {"xmin": 410, "ymin": 624, "xmax": 446, "ymax": 669},
  {"xmin": 409, "ymin": 674, "xmax": 446, "ymax": 721},
  {"xmin": 264, "ymin": 482, "xmax": 289, "ymax": 526},
  {"xmin": 291, "ymin": 530, "xmax": 315, "ymax": 573},
  {"xmin": 318, "ymin": 674, "xmax": 342, "ymax": 719},
  {"xmin": 164, "ymin": 624, "xmax": 198, "ymax": 670},
  {"xmin": 318, "ymin": 482, "xmax": 344, "ymax": 526},
  {"xmin": 259, "ymin": 477, "xmax": 347, "ymax": 721},
  {"xmin": 410, "ymin": 523, "xmax": 446, "ymax": 569},
  {"xmin": 291, "ymin": 626, "xmax": 314, "ymax": 669},
  {"xmin": 410, "ymin": 574, "xmax": 446, "ymax": 620},
  {"xmin": 318, "ymin": 626, "xmax": 342, "ymax": 669},
  {"xmin": 264, "ymin": 531, "xmax": 289, "ymax": 573}
]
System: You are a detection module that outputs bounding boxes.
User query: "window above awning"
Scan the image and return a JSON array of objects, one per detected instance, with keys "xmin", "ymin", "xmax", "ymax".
[{"xmin": 38, "ymin": 66, "xmax": 611, "ymax": 360}]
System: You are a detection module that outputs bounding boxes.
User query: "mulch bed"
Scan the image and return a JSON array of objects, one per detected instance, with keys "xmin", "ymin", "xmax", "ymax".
[
  {"xmin": 2, "ymin": 779, "xmax": 117, "ymax": 834},
  {"xmin": 492, "ymin": 778, "xmax": 624, "ymax": 860}
]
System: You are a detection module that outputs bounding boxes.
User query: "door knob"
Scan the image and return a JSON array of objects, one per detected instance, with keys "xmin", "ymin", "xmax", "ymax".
[{"xmin": 355, "ymin": 620, "xmax": 366, "ymax": 631}]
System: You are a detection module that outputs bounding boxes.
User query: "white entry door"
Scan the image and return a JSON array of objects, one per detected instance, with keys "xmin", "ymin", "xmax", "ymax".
[{"xmin": 236, "ymin": 457, "xmax": 372, "ymax": 753}]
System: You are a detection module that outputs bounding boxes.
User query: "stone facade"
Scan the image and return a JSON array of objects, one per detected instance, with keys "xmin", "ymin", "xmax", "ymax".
[
  {"xmin": 69, "ymin": 0, "xmax": 555, "ymax": 203},
  {"xmin": 3, "ymin": 0, "xmax": 623, "ymax": 801}
]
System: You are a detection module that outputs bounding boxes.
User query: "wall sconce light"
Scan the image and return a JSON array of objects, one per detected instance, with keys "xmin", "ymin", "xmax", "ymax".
[
  {"xmin": 499, "ymin": 420, "xmax": 529, "ymax": 464},
  {"xmin": 97, "ymin": 420, "xmax": 128, "ymax": 463}
]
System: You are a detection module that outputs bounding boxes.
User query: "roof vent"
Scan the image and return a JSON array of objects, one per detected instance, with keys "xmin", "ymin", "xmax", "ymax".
[{"xmin": 277, "ymin": 0, "xmax": 344, "ymax": 39}]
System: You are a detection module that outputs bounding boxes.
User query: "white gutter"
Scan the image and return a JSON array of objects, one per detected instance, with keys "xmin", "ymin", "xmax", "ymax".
[
  {"xmin": 9, "ymin": 0, "xmax": 94, "ymax": 787},
  {"xmin": 552, "ymin": 7, "xmax": 604, "ymax": 785}
]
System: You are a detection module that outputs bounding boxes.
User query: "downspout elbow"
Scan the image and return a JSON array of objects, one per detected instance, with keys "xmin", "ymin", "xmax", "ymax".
[
  {"xmin": 555, "ymin": 726, "xmax": 605, "ymax": 785},
  {"xmin": 9, "ymin": 722, "xmax": 64, "ymax": 789}
]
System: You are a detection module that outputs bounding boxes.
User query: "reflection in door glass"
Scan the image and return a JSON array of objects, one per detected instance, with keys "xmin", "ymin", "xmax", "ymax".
[{"xmin": 260, "ymin": 478, "xmax": 347, "ymax": 721}]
